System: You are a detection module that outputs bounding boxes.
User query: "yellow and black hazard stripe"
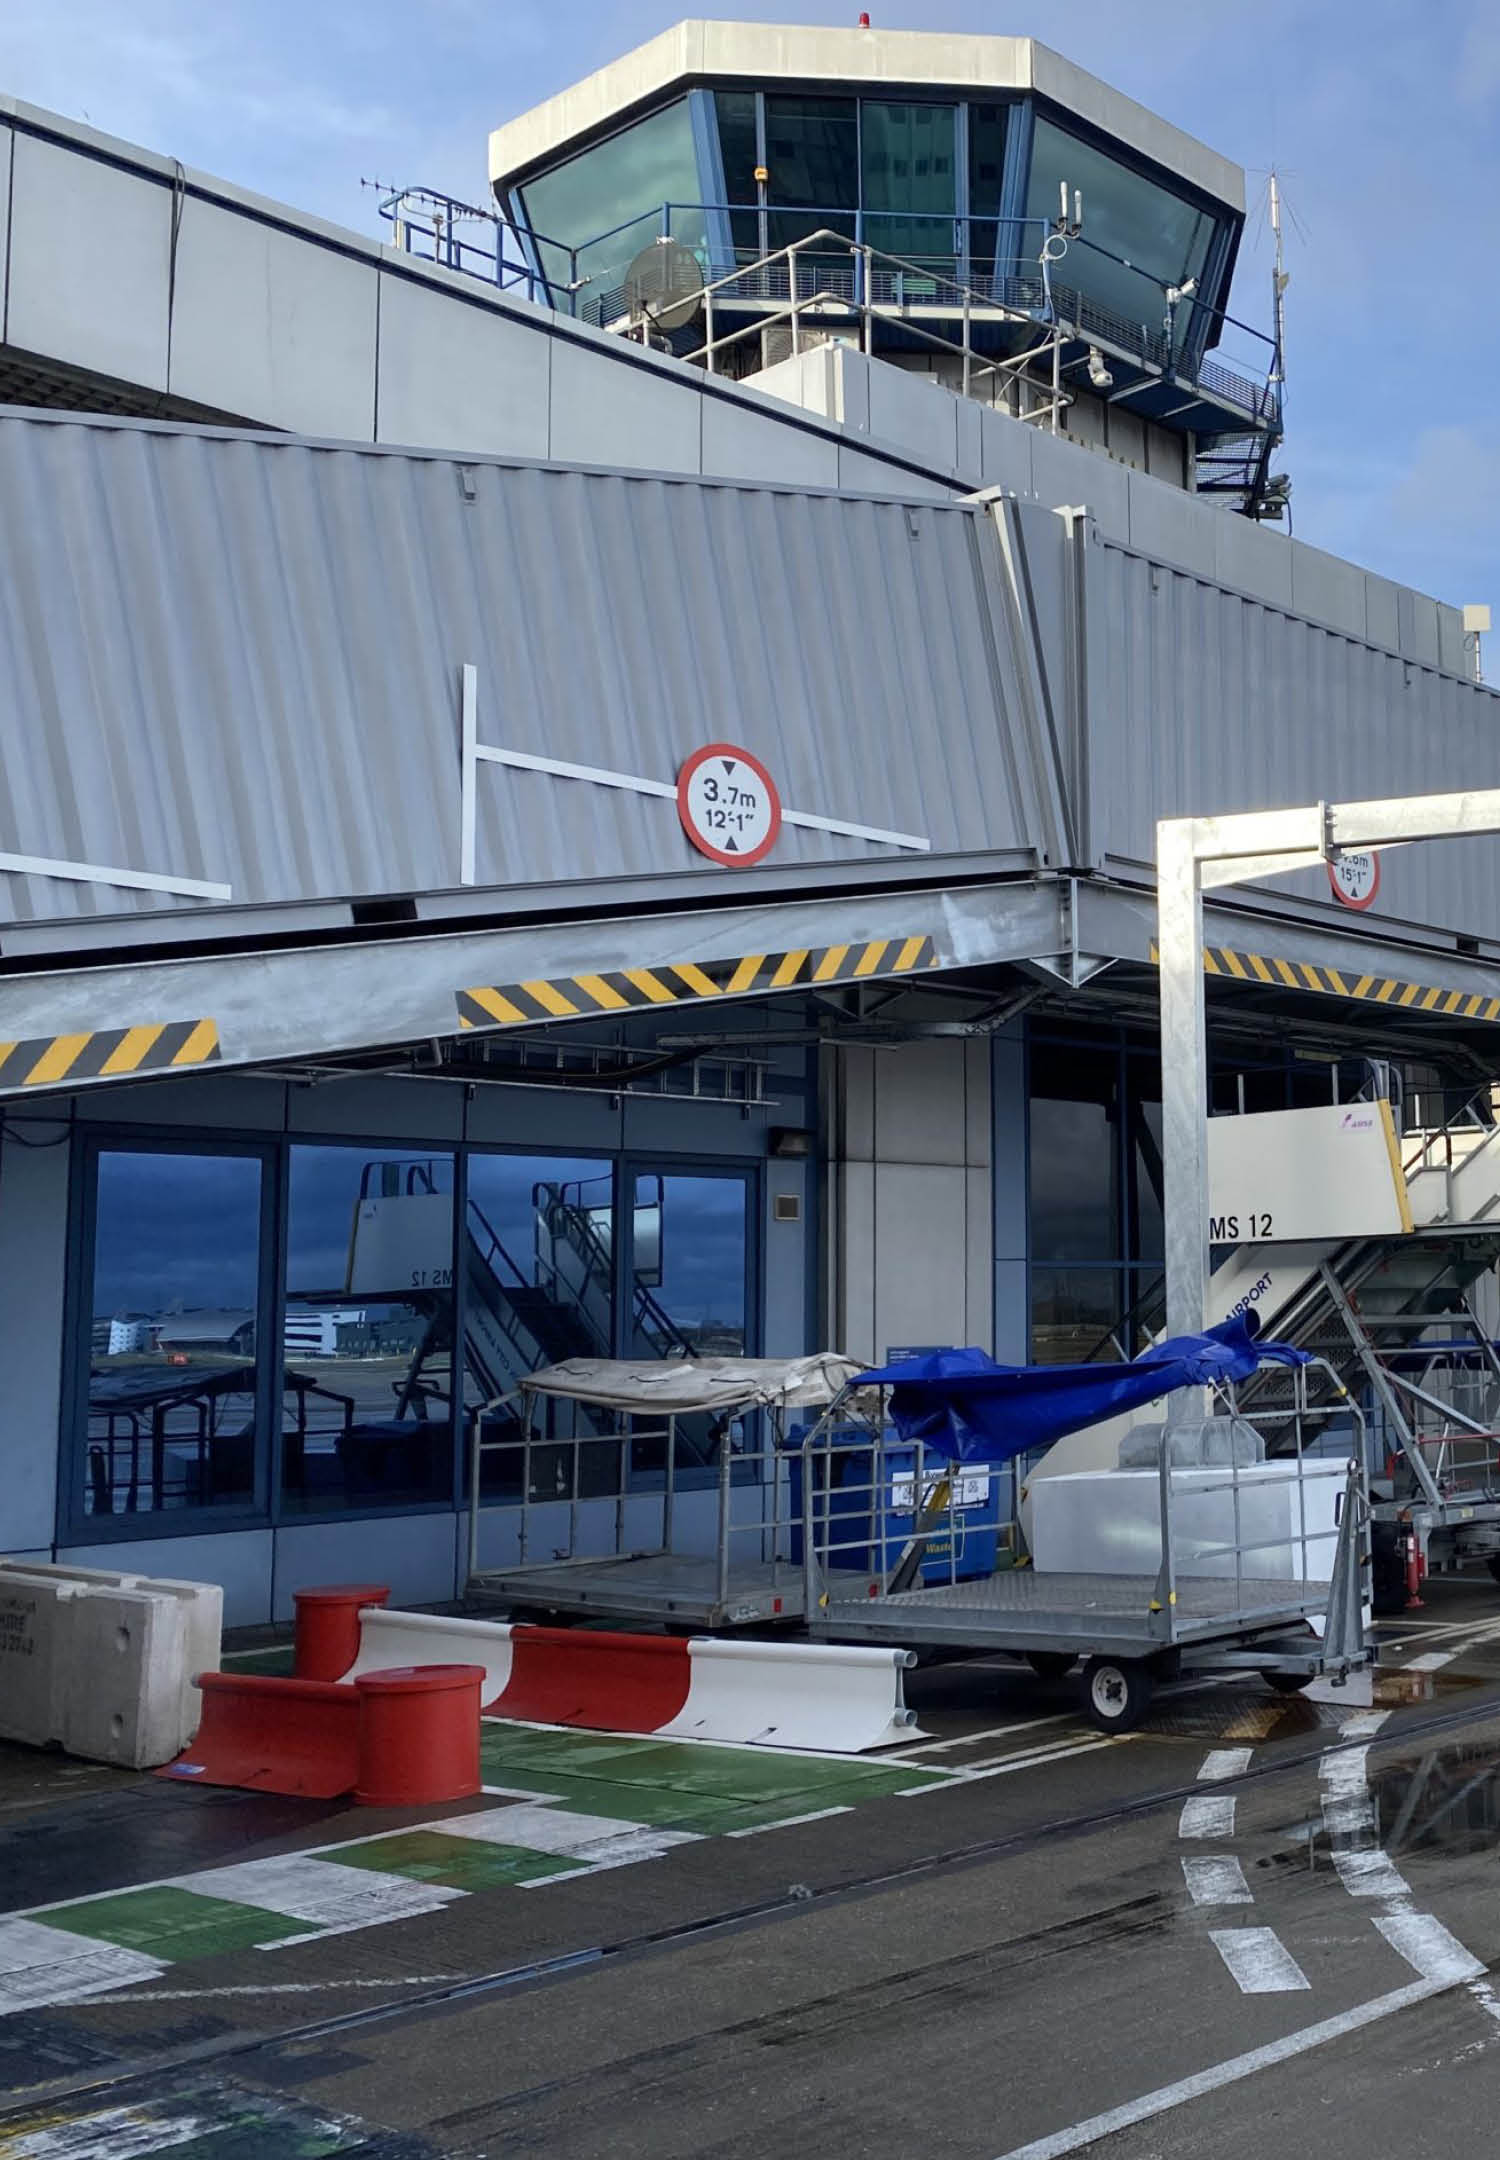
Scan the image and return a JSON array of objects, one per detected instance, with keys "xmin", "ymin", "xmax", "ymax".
[
  {"xmin": 1149, "ymin": 941, "xmax": 1500, "ymax": 1023},
  {"xmin": 0, "ymin": 1018, "xmax": 221, "ymax": 1091},
  {"xmin": 457, "ymin": 934, "xmax": 938, "ymax": 1031}
]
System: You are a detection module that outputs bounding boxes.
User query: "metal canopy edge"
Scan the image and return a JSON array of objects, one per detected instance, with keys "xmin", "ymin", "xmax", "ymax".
[{"xmin": 0, "ymin": 881, "xmax": 1066, "ymax": 1100}]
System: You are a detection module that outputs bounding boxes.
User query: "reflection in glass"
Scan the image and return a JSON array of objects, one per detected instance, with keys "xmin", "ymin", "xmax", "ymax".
[
  {"xmin": 1028, "ymin": 1039, "xmax": 1120, "ymax": 1262},
  {"xmin": 967, "ymin": 101, "xmax": 1009, "ymax": 278},
  {"xmin": 281, "ymin": 1147, "xmax": 456, "ymax": 1512},
  {"xmin": 1029, "ymin": 1266, "xmax": 1125, "ymax": 1365},
  {"xmin": 714, "ymin": 88, "xmax": 761, "ymax": 257},
  {"xmin": 85, "ymin": 1151, "xmax": 263, "ymax": 1517},
  {"xmin": 1026, "ymin": 118, "xmax": 1217, "ymax": 356},
  {"xmin": 519, "ymin": 100, "xmax": 707, "ymax": 312},
  {"xmin": 860, "ymin": 102, "xmax": 955, "ymax": 271},
  {"xmin": 765, "ymin": 94, "xmax": 858, "ymax": 250},
  {"xmin": 630, "ymin": 1172, "xmax": 751, "ymax": 1478},
  {"xmin": 465, "ymin": 1155, "xmax": 620, "ymax": 1502}
]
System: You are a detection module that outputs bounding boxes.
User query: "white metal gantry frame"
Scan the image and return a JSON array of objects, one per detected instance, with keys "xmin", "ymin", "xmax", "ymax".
[
  {"xmin": 1151, "ymin": 789, "xmax": 1500, "ymax": 1635},
  {"xmin": 1157, "ymin": 788, "xmax": 1500, "ymax": 1346}
]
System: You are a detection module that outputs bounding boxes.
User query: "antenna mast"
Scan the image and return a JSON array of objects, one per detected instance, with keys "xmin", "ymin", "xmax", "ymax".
[{"xmin": 1268, "ymin": 169, "xmax": 1289, "ymax": 399}]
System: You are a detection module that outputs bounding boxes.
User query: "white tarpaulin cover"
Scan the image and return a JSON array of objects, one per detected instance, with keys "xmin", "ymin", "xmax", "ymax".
[{"xmin": 519, "ymin": 1354, "xmax": 864, "ymax": 1414}]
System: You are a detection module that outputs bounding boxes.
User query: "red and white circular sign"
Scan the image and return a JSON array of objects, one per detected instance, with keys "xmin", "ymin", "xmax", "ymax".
[
  {"xmin": 676, "ymin": 743, "xmax": 782, "ymax": 867},
  {"xmin": 1327, "ymin": 851, "xmax": 1380, "ymax": 910}
]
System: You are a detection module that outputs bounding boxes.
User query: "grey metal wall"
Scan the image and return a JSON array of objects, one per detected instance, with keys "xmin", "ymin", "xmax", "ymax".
[
  {"xmin": 1074, "ymin": 526, "xmax": 1500, "ymax": 942},
  {"xmin": 0, "ymin": 413, "xmax": 1059, "ymax": 927}
]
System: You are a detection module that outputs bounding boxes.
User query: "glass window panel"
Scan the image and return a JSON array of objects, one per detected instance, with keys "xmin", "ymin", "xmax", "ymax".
[
  {"xmin": 967, "ymin": 100, "xmax": 1009, "ymax": 276},
  {"xmin": 465, "ymin": 1154, "xmax": 620, "ymax": 1503},
  {"xmin": 519, "ymin": 99, "xmax": 708, "ymax": 314},
  {"xmin": 714, "ymin": 87, "xmax": 761, "ymax": 256},
  {"xmin": 860, "ymin": 101, "xmax": 955, "ymax": 269},
  {"xmin": 1026, "ymin": 116, "xmax": 1217, "ymax": 354},
  {"xmin": 1128, "ymin": 1062, "xmax": 1164, "ymax": 1264},
  {"xmin": 281, "ymin": 1147, "xmax": 456, "ymax": 1513},
  {"xmin": 1029, "ymin": 1266, "xmax": 1125, "ymax": 1364},
  {"xmin": 85, "ymin": 1151, "xmax": 263, "ymax": 1521},
  {"xmin": 1029, "ymin": 1039, "xmax": 1120, "ymax": 1262},
  {"xmin": 629, "ymin": 1172, "xmax": 750, "ymax": 1477},
  {"xmin": 764, "ymin": 94, "xmax": 857, "ymax": 249}
]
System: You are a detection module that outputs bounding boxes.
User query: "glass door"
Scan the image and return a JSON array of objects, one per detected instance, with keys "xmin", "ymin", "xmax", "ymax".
[{"xmin": 624, "ymin": 1165, "xmax": 757, "ymax": 1478}]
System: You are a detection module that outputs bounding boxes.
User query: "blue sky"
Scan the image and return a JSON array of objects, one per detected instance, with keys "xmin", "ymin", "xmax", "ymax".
[{"xmin": 4, "ymin": 1, "xmax": 1497, "ymax": 614}]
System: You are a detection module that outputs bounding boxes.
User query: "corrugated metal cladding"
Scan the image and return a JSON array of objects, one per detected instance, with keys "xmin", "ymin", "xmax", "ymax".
[
  {"xmin": 0, "ymin": 414, "xmax": 1057, "ymax": 927},
  {"xmin": 1081, "ymin": 535, "xmax": 1500, "ymax": 940}
]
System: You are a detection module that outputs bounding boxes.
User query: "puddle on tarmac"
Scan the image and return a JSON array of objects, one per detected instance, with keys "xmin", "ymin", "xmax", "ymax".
[
  {"xmin": 1370, "ymin": 1738, "xmax": 1500, "ymax": 1858},
  {"xmin": 1372, "ymin": 1667, "xmax": 1483, "ymax": 1709}
]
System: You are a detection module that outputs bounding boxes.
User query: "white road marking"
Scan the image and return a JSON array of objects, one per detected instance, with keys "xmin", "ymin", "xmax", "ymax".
[
  {"xmin": 1209, "ymin": 1927, "xmax": 1310, "ymax": 1993},
  {"xmin": 1178, "ymin": 1793, "xmax": 1236, "ymax": 1840},
  {"xmin": 989, "ymin": 1977, "xmax": 1453, "ymax": 2160},
  {"xmin": 1182, "ymin": 1856, "xmax": 1252, "ymax": 1906},
  {"xmin": 0, "ymin": 1918, "xmax": 165, "ymax": 2013},
  {"xmin": 1377, "ymin": 1910, "xmax": 1486, "ymax": 1984},
  {"xmin": 1468, "ymin": 1979, "xmax": 1500, "ymax": 2023},
  {"xmin": 0, "ymin": 2105, "xmax": 212, "ymax": 2157},
  {"xmin": 431, "ymin": 1803, "xmax": 701, "ymax": 1862},
  {"xmin": 1319, "ymin": 1745, "xmax": 1370, "ymax": 1799},
  {"xmin": 1338, "ymin": 1709, "xmax": 1392, "ymax": 1740},
  {"xmin": 91, "ymin": 1977, "xmax": 469, "ymax": 2002},
  {"xmin": 1198, "ymin": 1749, "xmax": 1253, "ymax": 1781},
  {"xmin": 170, "ymin": 1856, "xmax": 462, "ymax": 1930},
  {"xmin": 1403, "ymin": 1649, "xmax": 1458, "ymax": 1673},
  {"xmin": 898, "ymin": 1736, "xmax": 1124, "ymax": 1794},
  {"xmin": 725, "ymin": 1807, "xmax": 854, "ymax": 1838},
  {"xmin": 1333, "ymin": 1849, "xmax": 1412, "ymax": 1900},
  {"xmin": 901, "ymin": 1713, "xmax": 1076, "ymax": 1756}
]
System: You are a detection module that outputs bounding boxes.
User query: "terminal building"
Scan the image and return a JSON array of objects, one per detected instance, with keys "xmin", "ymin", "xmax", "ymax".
[{"xmin": 0, "ymin": 22, "xmax": 1497, "ymax": 1624}]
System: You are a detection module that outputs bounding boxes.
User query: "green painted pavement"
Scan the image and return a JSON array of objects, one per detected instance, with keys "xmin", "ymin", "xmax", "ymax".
[
  {"xmin": 479, "ymin": 1723, "xmax": 944, "ymax": 1834},
  {"xmin": 321, "ymin": 1831, "xmax": 588, "ymax": 1892},
  {"xmin": 38, "ymin": 1885, "xmax": 313, "ymax": 1960}
]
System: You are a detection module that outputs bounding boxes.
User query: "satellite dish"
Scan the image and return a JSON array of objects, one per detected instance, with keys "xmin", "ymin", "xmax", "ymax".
[{"xmin": 624, "ymin": 238, "xmax": 704, "ymax": 333}]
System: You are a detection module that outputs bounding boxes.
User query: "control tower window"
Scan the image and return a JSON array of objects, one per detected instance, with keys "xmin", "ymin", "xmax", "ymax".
[
  {"xmin": 860, "ymin": 101, "xmax": 955, "ymax": 270},
  {"xmin": 1026, "ymin": 116, "xmax": 1218, "ymax": 357},
  {"xmin": 764, "ymin": 93, "xmax": 858, "ymax": 248},
  {"xmin": 714, "ymin": 88, "xmax": 760, "ymax": 256},
  {"xmin": 518, "ymin": 98, "xmax": 707, "ymax": 315},
  {"xmin": 968, "ymin": 101, "xmax": 1010, "ymax": 279}
]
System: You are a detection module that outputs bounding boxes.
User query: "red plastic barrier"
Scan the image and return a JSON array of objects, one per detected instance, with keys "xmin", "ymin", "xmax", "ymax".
[
  {"xmin": 294, "ymin": 1582, "xmax": 390, "ymax": 1680},
  {"xmin": 356, "ymin": 1663, "xmax": 484, "ymax": 1806},
  {"xmin": 497, "ymin": 1626, "xmax": 692, "ymax": 1733},
  {"xmin": 159, "ymin": 1671, "xmax": 361, "ymax": 1797}
]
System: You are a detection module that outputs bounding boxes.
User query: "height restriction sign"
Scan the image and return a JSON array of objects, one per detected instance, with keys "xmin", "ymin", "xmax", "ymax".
[
  {"xmin": 1327, "ymin": 851, "xmax": 1380, "ymax": 909},
  {"xmin": 676, "ymin": 743, "xmax": 782, "ymax": 866}
]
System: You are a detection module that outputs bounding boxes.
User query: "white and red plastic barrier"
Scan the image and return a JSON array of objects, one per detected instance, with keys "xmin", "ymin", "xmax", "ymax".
[{"xmin": 338, "ymin": 1607, "xmax": 920, "ymax": 1754}]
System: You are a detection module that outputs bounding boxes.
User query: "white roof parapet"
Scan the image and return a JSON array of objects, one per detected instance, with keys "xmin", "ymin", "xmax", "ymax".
[{"xmin": 487, "ymin": 19, "xmax": 1245, "ymax": 213}]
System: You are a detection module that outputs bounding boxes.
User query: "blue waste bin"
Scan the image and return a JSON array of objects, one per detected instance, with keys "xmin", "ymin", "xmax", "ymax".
[{"xmin": 788, "ymin": 1427, "xmax": 1000, "ymax": 1585}]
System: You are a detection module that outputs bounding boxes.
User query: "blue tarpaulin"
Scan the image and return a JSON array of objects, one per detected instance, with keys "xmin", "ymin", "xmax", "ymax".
[{"xmin": 852, "ymin": 1316, "xmax": 1311, "ymax": 1466}]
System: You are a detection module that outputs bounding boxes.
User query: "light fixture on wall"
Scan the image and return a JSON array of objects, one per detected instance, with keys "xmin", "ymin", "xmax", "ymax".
[{"xmin": 769, "ymin": 1127, "xmax": 813, "ymax": 1159}]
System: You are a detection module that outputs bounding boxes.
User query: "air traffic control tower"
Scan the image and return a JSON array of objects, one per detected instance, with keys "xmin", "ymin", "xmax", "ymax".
[{"xmin": 489, "ymin": 20, "xmax": 1281, "ymax": 514}]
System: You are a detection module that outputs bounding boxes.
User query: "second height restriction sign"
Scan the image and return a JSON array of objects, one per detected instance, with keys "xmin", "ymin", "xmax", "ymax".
[{"xmin": 676, "ymin": 742, "xmax": 782, "ymax": 866}]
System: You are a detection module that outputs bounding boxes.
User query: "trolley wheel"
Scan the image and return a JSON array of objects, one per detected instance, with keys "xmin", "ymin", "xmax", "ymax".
[
  {"xmin": 1261, "ymin": 1670, "xmax": 1313, "ymax": 1696},
  {"xmin": 1486, "ymin": 1557, "xmax": 1500, "ymax": 1587},
  {"xmin": 1025, "ymin": 1652, "xmax": 1074, "ymax": 1682},
  {"xmin": 1081, "ymin": 1657, "xmax": 1153, "ymax": 1733}
]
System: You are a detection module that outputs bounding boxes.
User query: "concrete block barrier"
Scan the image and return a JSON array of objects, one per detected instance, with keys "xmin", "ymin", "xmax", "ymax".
[
  {"xmin": 333, "ymin": 1603, "xmax": 922, "ymax": 1754},
  {"xmin": 0, "ymin": 1560, "xmax": 223, "ymax": 1767},
  {"xmin": 661, "ymin": 1639, "xmax": 921, "ymax": 1753},
  {"xmin": 0, "ymin": 1572, "xmax": 82, "ymax": 1750}
]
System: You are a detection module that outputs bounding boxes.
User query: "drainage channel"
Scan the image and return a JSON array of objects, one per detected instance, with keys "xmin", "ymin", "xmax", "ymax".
[{"xmin": 8, "ymin": 1687, "xmax": 1500, "ymax": 2127}]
